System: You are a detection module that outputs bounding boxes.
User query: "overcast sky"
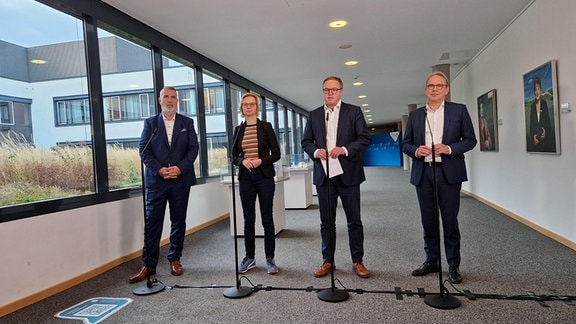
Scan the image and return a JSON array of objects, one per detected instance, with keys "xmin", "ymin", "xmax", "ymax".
[{"xmin": 0, "ymin": 0, "xmax": 84, "ymax": 47}]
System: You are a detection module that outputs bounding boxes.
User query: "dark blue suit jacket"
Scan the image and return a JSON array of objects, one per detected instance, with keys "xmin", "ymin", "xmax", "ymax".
[
  {"xmin": 402, "ymin": 102, "xmax": 477, "ymax": 186},
  {"xmin": 302, "ymin": 102, "xmax": 371, "ymax": 187},
  {"xmin": 139, "ymin": 113, "xmax": 199, "ymax": 188}
]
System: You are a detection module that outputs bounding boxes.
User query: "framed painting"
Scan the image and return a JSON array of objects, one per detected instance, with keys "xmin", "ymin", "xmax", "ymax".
[
  {"xmin": 477, "ymin": 89, "xmax": 498, "ymax": 152},
  {"xmin": 523, "ymin": 60, "xmax": 560, "ymax": 154}
]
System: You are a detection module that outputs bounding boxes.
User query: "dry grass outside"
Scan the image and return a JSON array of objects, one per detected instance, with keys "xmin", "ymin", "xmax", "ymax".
[
  {"xmin": 0, "ymin": 132, "xmax": 140, "ymax": 206},
  {"xmin": 0, "ymin": 131, "xmax": 231, "ymax": 207},
  {"xmin": 208, "ymin": 146, "xmax": 229, "ymax": 176}
]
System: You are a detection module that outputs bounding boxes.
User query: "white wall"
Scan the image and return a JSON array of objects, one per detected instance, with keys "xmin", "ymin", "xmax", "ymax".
[
  {"xmin": 0, "ymin": 181, "xmax": 229, "ymax": 311},
  {"xmin": 453, "ymin": 0, "xmax": 576, "ymax": 243}
]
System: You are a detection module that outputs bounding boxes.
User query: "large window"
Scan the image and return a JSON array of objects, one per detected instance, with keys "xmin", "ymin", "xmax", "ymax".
[
  {"xmin": 0, "ymin": 0, "xmax": 308, "ymax": 220},
  {"xmin": 0, "ymin": 0, "xmax": 94, "ymax": 207},
  {"xmin": 230, "ymin": 84, "xmax": 246, "ymax": 128},
  {"xmin": 265, "ymin": 99, "xmax": 275, "ymax": 127},
  {"xmin": 203, "ymin": 71, "xmax": 226, "ymax": 177},
  {"xmin": 97, "ymin": 26, "xmax": 154, "ymax": 190},
  {"xmin": 286, "ymin": 107, "xmax": 294, "ymax": 162},
  {"xmin": 162, "ymin": 52, "xmax": 201, "ymax": 177},
  {"xmin": 277, "ymin": 103, "xmax": 287, "ymax": 158}
]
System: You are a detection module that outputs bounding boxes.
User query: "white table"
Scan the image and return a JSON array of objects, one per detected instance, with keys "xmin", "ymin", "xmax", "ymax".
[
  {"xmin": 284, "ymin": 165, "xmax": 313, "ymax": 209},
  {"xmin": 221, "ymin": 176, "xmax": 288, "ymax": 236}
]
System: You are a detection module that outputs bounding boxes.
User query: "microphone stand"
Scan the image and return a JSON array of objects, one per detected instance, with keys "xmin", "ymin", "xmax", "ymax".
[
  {"xmin": 317, "ymin": 112, "xmax": 349, "ymax": 303},
  {"xmin": 422, "ymin": 112, "xmax": 460, "ymax": 309},
  {"xmin": 224, "ymin": 125, "xmax": 254, "ymax": 298},
  {"xmin": 133, "ymin": 128, "xmax": 165, "ymax": 296}
]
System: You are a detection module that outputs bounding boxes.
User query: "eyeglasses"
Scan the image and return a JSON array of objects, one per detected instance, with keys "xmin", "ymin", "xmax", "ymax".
[
  {"xmin": 426, "ymin": 84, "xmax": 447, "ymax": 90},
  {"xmin": 242, "ymin": 102, "xmax": 257, "ymax": 107},
  {"xmin": 322, "ymin": 88, "xmax": 342, "ymax": 94}
]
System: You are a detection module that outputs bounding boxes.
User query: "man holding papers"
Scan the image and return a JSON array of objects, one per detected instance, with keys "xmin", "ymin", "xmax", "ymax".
[{"xmin": 301, "ymin": 76, "xmax": 372, "ymax": 278}]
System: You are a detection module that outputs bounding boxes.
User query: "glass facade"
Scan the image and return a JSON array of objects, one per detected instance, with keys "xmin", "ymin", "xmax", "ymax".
[{"xmin": 0, "ymin": 0, "xmax": 308, "ymax": 220}]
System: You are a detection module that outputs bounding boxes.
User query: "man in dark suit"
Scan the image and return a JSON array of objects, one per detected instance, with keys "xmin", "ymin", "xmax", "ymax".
[
  {"xmin": 402, "ymin": 71, "xmax": 477, "ymax": 284},
  {"xmin": 302, "ymin": 76, "xmax": 372, "ymax": 278},
  {"xmin": 129, "ymin": 86, "xmax": 199, "ymax": 283}
]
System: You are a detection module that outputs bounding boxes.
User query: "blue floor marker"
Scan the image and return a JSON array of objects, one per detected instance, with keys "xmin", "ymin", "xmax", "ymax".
[{"xmin": 55, "ymin": 297, "xmax": 133, "ymax": 323}]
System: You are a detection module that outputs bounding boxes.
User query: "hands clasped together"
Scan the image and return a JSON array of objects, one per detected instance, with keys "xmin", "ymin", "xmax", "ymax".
[
  {"xmin": 159, "ymin": 166, "xmax": 181, "ymax": 180},
  {"xmin": 417, "ymin": 143, "xmax": 450, "ymax": 158},
  {"xmin": 242, "ymin": 158, "xmax": 262, "ymax": 171}
]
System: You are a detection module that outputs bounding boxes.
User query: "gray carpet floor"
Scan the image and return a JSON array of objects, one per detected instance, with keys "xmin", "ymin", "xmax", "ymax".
[{"xmin": 4, "ymin": 167, "xmax": 576, "ymax": 323}]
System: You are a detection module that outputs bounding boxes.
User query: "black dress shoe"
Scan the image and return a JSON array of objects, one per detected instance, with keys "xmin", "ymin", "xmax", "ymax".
[
  {"xmin": 448, "ymin": 266, "xmax": 462, "ymax": 284},
  {"xmin": 411, "ymin": 262, "xmax": 439, "ymax": 276}
]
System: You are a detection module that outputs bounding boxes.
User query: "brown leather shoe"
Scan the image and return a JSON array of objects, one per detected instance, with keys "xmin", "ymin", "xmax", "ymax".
[
  {"xmin": 170, "ymin": 260, "xmax": 183, "ymax": 276},
  {"xmin": 352, "ymin": 262, "xmax": 370, "ymax": 278},
  {"xmin": 128, "ymin": 266, "xmax": 156, "ymax": 284},
  {"xmin": 314, "ymin": 262, "xmax": 334, "ymax": 278}
]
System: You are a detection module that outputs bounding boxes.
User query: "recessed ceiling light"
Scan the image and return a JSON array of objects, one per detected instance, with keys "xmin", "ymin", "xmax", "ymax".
[
  {"xmin": 358, "ymin": 95, "xmax": 366, "ymax": 99},
  {"xmin": 361, "ymin": 103, "xmax": 369, "ymax": 107},
  {"xmin": 353, "ymin": 82, "xmax": 363, "ymax": 86},
  {"xmin": 30, "ymin": 59, "xmax": 46, "ymax": 64},
  {"xmin": 329, "ymin": 20, "xmax": 348, "ymax": 28},
  {"xmin": 345, "ymin": 60, "xmax": 358, "ymax": 66},
  {"xmin": 364, "ymin": 109, "xmax": 371, "ymax": 112}
]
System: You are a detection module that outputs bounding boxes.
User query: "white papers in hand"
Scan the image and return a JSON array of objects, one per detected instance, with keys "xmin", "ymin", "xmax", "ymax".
[{"xmin": 321, "ymin": 157, "xmax": 343, "ymax": 178}]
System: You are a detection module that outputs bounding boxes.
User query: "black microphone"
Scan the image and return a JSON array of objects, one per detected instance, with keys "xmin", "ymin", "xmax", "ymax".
[
  {"xmin": 142, "ymin": 127, "xmax": 158, "ymax": 153},
  {"xmin": 424, "ymin": 108, "xmax": 435, "ymax": 146},
  {"xmin": 231, "ymin": 122, "xmax": 243, "ymax": 158},
  {"xmin": 424, "ymin": 108, "xmax": 438, "ymax": 165}
]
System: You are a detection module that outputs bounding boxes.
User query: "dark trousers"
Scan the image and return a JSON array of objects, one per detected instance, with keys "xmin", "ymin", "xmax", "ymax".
[
  {"xmin": 316, "ymin": 176, "xmax": 364, "ymax": 263},
  {"xmin": 143, "ymin": 183, "xmax": 191, "ymax": 268},
  {"xmin": 415, "ymin": 165, "xmax": 462, "ymax": 267},
  {"xmin": 239, "ymin": 169, "xmax": 276, "ymax": 259}
]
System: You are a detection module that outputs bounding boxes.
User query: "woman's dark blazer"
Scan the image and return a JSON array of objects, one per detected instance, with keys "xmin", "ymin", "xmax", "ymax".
[{"xmin": 232, "ymin": 119, "xmax": 281, "ymax": 179}]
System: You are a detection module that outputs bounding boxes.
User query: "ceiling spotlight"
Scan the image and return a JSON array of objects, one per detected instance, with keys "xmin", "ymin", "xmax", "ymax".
[
  {"xmin": 364, "ymin": 109, "xmax": 371, "ymax": 112},
  {"xmin": 358, "ymin": 95, "xmax": 367, "ymax": 99},
  {"xmin": 30, "ymin": 59, "xmax": 46, "ymax": 64},
  {"xmin": 329, "ymin": 20, "xmax": 348, "ymax": 28},
  {"xmin": 345, "ymin": 60, "xmax": 358, "ymax": 66},
  {"xmin": 361, "ymin": 103, "xmax": 369, "ymax": 107},
  {"xmin": 353, "ymin": 82, "xmax": 364, "ymax": 86}
]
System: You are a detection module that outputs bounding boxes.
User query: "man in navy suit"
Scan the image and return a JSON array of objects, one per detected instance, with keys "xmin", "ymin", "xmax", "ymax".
[
  {"xmin": 129, "ymin": 86, "xmax": 199, "ymax": 283},
  {"xmin": 302, "ymin": 76, "xmax": 372, "ymax": 278},
  {"xmin": 402, "ymin": 71, "xmax": 477, "ymax": 284}
]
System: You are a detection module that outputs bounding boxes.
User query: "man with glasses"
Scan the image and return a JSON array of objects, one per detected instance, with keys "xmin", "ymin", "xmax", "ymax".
[
  {"xmin": 402, "ymin": 71, "xmax": 477, "ymax": 284},
  {"xmin": 301, "ymin": 76, "xmax": 372, "ymax": 278}
]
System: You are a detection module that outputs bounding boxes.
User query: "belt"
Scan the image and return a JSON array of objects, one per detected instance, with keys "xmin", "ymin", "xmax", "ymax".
[{"xmin": 425, "ymin": 162, "xmax": 442, "ymax": 166}]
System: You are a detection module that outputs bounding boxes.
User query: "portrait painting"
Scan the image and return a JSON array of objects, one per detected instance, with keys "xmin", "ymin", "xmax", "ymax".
[
  {"xmin": 523, "ymin": 60, "xmax": 560, "ymax": 154},
  {"xmin": 477, "ymin": 89, "xmax": 498, "ymax": 152}
]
